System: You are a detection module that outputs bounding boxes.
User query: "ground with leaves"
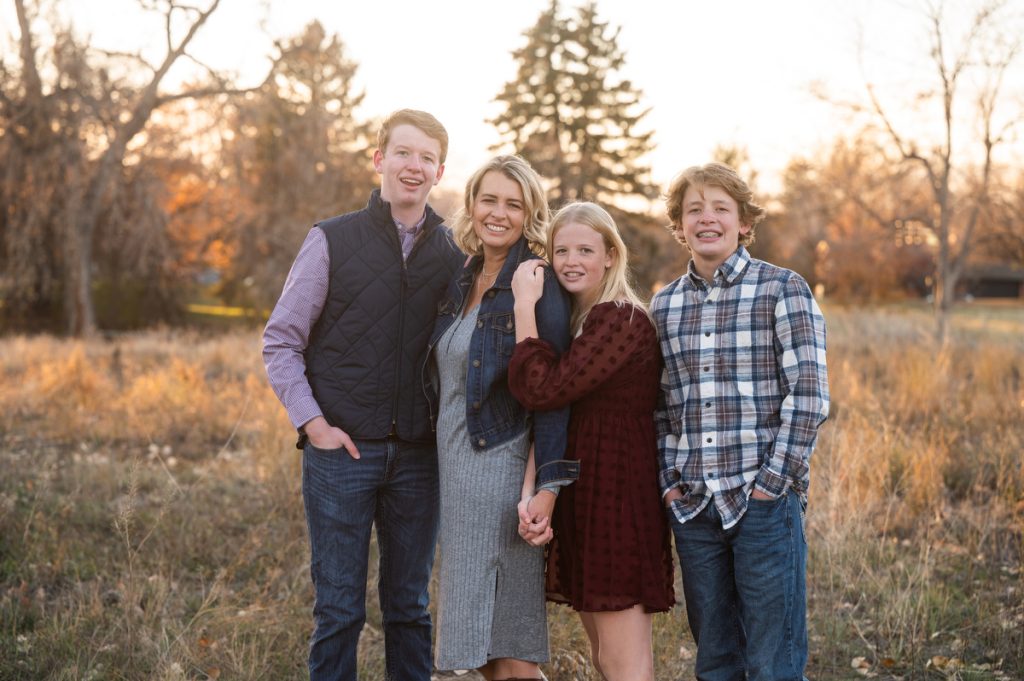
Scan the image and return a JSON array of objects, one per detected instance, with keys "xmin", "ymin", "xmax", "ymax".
[{"xmin": 1, "ymin": 303, "xmax": 1022, "ymax": 680}]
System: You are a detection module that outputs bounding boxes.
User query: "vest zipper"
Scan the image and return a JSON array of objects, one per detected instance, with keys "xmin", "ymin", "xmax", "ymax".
[
  {"xmin": 392, "ymin": 244, "xmax": 409, "ymax": 438},
  {"xmin": 393, "ymin": 215, "xmax": 439, "ymax": 437}
]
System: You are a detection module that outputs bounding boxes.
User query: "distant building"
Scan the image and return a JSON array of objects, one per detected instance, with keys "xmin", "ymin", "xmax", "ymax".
[{"xmin": 959, "ymin": 263, "xmax": 1024, "ymax": 299}]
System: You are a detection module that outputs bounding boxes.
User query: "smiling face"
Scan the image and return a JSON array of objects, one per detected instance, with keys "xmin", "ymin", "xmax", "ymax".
[
  {"xmin": 552, "ymin": 221, "xmax": 613, "ymax": 307},
  {"xmin": 471, "ymin": 170, "xmax": 526, "ymax": 258},
  {"xmin": 678, "ymin": 184, "xmax": 751, "ymax": 280},
  {"xmin": 373, "ymin": 124, "xmax": 444, "ymax": 219}
]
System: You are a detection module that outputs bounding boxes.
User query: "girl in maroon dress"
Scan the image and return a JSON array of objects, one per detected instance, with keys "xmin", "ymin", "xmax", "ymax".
[{"xmin": 509, "ymin": 202, "xmax": 675, "ymax": 681}]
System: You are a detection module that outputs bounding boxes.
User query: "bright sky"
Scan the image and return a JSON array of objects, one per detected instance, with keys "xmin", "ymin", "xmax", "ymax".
[{"xmin": 6, "ymin": 0, "xmax": 1021, "ymax": 197}]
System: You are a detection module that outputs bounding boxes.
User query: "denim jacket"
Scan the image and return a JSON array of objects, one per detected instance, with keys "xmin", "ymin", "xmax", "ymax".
[{"xmin": 425, "ymin": 236, "xmax": 577, "ymax": 488}]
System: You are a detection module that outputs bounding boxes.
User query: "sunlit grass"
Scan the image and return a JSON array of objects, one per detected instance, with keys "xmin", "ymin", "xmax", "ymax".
[{"xmin": 1, "ymin": 302, "xmax": 1022, "ymax": 680}]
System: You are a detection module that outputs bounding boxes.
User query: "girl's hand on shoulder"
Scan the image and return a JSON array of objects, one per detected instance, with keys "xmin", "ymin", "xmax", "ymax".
[{"xmin": 512, "ymin": 260, "xmax": 547, "ymax": 305}]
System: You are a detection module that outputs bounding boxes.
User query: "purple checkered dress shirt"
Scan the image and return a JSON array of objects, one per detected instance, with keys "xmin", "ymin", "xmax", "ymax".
[{"xmin": 262, "ymin": 212, "xmax": 426, "ymax": 429}]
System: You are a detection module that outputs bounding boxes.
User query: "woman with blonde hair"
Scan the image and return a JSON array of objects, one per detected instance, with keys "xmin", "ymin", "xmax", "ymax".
[
  {"xmin": 509, "ymin": 202, "xmax": 675, "ymax": 681},
  {"xmin": 427, "ymin": 155, "xmax": 572, "ymax": 681}
]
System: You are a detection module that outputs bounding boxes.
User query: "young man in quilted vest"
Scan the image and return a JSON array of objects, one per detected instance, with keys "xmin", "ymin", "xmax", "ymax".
[{"xmin": 263, "ymin": 109, "xmax": 463, "ymax": 680}]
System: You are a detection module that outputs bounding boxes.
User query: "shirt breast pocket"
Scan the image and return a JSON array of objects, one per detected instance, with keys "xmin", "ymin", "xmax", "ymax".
[
  {"xmin": 491, "ymin": 312, "xmax": 516, "ymax": 357},
  {"xmin": 728, "ymin": 311, "xmax": 771, "ymax": 380}
]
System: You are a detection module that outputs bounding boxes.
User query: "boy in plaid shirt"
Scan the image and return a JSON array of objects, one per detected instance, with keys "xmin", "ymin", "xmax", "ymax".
[{"xmin": 651, "ymin": 163, "xmax": 829, "ymax": 681}]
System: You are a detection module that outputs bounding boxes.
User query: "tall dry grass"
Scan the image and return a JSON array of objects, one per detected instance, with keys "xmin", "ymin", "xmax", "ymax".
[
  {"xmin": 1, "ymin": 303, "xmax": 1022, "ymax": 679},
  {"xmin": 809, "ymin": 305, "xmax": 1023, "ymax": 679}
]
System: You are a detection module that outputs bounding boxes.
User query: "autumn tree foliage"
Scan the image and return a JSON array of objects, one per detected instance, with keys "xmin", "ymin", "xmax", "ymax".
[
  {"xmin": 215, "ymin": 21, "xmax": 374, "ymax": 311},
  {"xmin": 750, "ymin": 158, "xmax": 832, "ymax": 292},
  {"xmin": 981, "ymin": 173, "xmax": 1024, "ymax": 265},
  {"xmin": 819, "ymin": 0, "xmax": 1022, "ymax": 338},
  {"xmin": 765, "ymin": 139, "xmax": 937, "ymax": 303},
  {"xmin": 0, "ymin": 0, "xmax": 262, "ymax": 334}
]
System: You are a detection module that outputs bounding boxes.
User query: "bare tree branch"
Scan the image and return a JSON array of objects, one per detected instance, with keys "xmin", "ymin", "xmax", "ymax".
[
  {"xmin": 14, "ymin": 0, "xmax": 43, "ymax": 104},
  {"xmin": 155, "ymin": 85, "xmax": 257, "ymax": 105},
  {"xmin": 181, "ymin": 51, "xmax": 229, "ymax": 86},
  {"xmin": 68, "ymin": 0, "xmax": 225, "ymax": 334},
  {"xmin": 95, "ymin": 49, "xmax": 158, "ymax": 73},
  {"xmin": 826, "ymin": 0, "xmax": 1021, "ymax": 342},
  {"xmin": 864, "ymin": 81, "xmax": 940, "ymax": 192}
]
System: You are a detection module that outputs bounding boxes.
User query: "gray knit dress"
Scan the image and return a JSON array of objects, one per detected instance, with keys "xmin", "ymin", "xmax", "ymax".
[{"xmin": 434, "ymin": 305, "xmax": 549, "ymax": 671}]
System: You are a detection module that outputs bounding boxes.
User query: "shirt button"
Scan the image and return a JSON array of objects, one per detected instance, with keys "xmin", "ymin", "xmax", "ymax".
[
  {"xmin": 706, "ymin": 437, "xmax": 713, "ymax": 443},
  {"xmin": 477, "ymin": 320, "xmax": 483, "ymax": 328},
  {"xmin": 472, "ymin": 359, "xmax": 480, "ymax": 367},
  {"xmin": 478, "ymin": 438, "xmax": 486, "ymax": 447},
  {"xmin": 705, "ymin": 401, "xmax": 711, "ymax": 408},
  {"xmin": 506, "ymin": 321, "xmax": 513, "ymax": 329},
  {"xmin": 703, "ymin": 366, "xmax": 710, "ymax": 372},
  {"xmin": 487, "ymin": 291, "xmax": 496, "ymax": 298},
  {"xmin": 705, "ymin": 299, "xmax": 713, "ymax": 304},
  {"xmin": 704, "ymin": 331, "xmax": 711, "ymax": 337},
  {"xmin": 472, "ymin": 401, "xmax": 480, "ymax": 410}
]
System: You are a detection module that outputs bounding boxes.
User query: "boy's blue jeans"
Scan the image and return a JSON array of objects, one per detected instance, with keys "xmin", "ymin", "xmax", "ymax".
[
  {"xmin": 302, "ymin": 437, "xmax": 439, "ymax": 681},
  {"xmin": 670, "ymin": 492, "xmax": 808, "ymax": 681}
]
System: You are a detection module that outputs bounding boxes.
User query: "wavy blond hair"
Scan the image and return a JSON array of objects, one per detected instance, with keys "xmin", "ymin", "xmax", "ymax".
[
  {"xmin": 452, "ymin": 155, "xmax": 549, "ymax": 257},
  {"xmin": 664, "ymin": 162, "xmax": 765, "ymax": 247}
]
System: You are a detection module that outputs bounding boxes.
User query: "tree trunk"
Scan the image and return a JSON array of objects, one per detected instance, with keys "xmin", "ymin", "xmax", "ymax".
[
  {"xmin": 74, "ymin": 233, "xmax": 96, "ymax": 336},
  {"xmin": 935, "ymin": 291, "xmax": 950, "ymax": 347},
  {"xmin": 933, "ymin": 243, "xmax": 951, "ymax": 345}
]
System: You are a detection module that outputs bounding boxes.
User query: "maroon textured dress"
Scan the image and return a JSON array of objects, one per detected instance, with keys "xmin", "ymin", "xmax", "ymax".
[{"xmin": 509, "ymin": 301, "xmax": 675, "ymax": 612}]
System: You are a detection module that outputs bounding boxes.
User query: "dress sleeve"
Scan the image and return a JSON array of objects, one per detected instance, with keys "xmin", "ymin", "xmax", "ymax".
[{"xmin": 509, "ymin": 302, "xmax": 652, "ymax": 411}]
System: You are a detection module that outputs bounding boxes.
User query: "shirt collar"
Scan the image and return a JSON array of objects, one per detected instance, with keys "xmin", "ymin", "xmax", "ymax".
[
  {"xmin": 686, "ymin": 246, "xmax": 751, "ymax": 288},
  {"xmin": 394, "ymin": 211, "xmax": 427, "ymax": 235}
]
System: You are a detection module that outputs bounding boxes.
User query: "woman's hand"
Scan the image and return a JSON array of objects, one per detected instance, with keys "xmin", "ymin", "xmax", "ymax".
[
  {"xmin": 517, "ymin": 493, "xmax": 554, "ymax": 546},
  {"xmin": 511, "ymin": 260, "xmax": 547, "ymax": 306}
]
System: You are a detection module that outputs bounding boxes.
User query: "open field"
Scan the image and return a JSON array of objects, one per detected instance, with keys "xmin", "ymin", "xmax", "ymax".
[{"xmin": 1, "ymin": 302, "xmax": 1022, "ymax": 680}]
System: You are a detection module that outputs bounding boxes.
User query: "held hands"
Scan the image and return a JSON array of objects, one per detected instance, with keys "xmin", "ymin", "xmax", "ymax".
[
  {"xmin": 304, "ymin": 416, "xmax": 362, "ymax": 460},
  {"xmin": 511, "ymin": 260, "xmax": 547, "ymax": 306},
  {"xmin": 517, "ymin": 490, "xmax": 556, "ymax": 546}
]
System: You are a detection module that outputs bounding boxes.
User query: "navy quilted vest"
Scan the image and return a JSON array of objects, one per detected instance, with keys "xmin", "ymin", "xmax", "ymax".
[{"xmin": 305, "ymin": 190, "xmax": 463, "ymax": 442}]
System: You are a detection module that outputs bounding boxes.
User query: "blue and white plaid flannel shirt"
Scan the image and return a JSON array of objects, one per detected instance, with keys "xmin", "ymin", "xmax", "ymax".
[{"xmin": 652, "ymin": 246, "xmax": 830, "ymax": 529}]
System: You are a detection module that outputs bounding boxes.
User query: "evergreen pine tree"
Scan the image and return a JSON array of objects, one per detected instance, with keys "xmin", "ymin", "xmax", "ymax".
[{"xmin": 490, "ymin": 0, "xmax": 657, "ymax": 208}]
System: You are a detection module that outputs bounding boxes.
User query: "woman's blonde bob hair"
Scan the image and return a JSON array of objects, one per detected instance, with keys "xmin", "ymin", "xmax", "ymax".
[
  {"xmin": 548, "ymin": 202, "xmax": 646, "ymax": 333},
  {"xmin": 452, "ymin": 155, "xmax": 549, "ymax": 257}
]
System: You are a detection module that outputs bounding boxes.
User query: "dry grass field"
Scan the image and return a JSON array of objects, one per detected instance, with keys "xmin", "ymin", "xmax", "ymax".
[{"xmin": 1, "ymin": 302, "xmax": 1022, "ymax": 680}]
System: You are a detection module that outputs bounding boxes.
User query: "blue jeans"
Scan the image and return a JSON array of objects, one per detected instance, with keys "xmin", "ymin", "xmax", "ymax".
[
  {"xmin": 302, "ymin": 437, "xmax": 439, "ymax": 681},
  {"xmin": 669, "ymin": 492, "xmax": 808, "ymax": 681}
]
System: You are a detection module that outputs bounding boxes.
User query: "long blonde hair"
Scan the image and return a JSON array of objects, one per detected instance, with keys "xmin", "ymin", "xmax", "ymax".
[
  {"xmin": 452, "ymin": 155, "xmax": 549, "ymax": 257},
  {"xmin": 548, "ymin": 202, "xmax": 646, "ymax": 333}
]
